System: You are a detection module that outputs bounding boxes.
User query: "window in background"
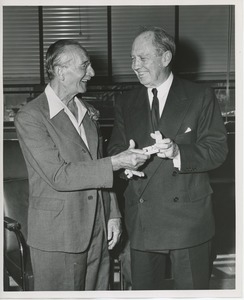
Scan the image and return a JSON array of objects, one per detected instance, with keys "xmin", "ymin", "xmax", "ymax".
[
  {"xmin": 2, "ymin": 5, "xmax": 235, "ymax": 85},
  {"xmin": 111, "ymin": 6, "xmax": 175, "ymax": 82},
  {"xmin": 42, "ymin": 6, "xmax": 108, "ymax": 82},
  {"xmin": 177, "ymin": 5, "xmax": 235, "ymax": 81},
  {"xmin": 3, "ymin": 6, "xmax": 40, "ymax": 84}
]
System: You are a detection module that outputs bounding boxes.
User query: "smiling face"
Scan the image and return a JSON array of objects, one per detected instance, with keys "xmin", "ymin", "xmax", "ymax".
[
  {"xmin": 131, "ymin": 31, "xmax": 171, "ymax": 88},
  {"xmin": 60, "ymin": 45, "xmax": 95, "ymax": 95}
]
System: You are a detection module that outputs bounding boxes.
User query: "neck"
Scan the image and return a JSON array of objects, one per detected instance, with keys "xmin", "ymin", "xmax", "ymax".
[
  {"xmin": 50, "ymin": 80, "xmax": 76, "ymax": 106},
  {"xmin": 153, "ymin": 70, "xmax": 172, "ymax": 88}
]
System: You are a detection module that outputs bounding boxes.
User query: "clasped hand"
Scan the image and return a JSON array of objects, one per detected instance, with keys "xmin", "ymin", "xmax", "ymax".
[
  {"xmin": 111, "ymin": 139, "xmax": 150, "ymax": 174},
  {"xmin": 124, "ymin": 140, "xmax": 150, "ymax": 179},
  {"xmin": 150, "ymin": 131, "xmax": 179, "ymax": 159},
  {"xmin": 119, "ymin": 133, "xmax": 179, "ymax": 179}
]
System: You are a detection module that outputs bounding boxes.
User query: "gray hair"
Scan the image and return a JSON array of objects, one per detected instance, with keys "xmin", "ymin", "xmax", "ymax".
[
  {"xmin": 45, "ymin": 39, "xmax": 87, "ymax": 80},
  {"xmin": 136, "ymin": 26, "xmax": 176, "ymax": 59}
]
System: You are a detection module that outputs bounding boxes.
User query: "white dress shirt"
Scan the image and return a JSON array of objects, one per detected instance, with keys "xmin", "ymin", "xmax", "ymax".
[
  {"xmin": 147, "ymin": 72, "xmax": 174, "ymax": 116},
  {"xmin": 45, "ymin": 84, "xmax": 89, "ymax": 148},
  {"xmin": 147, "ymin": 73, "xmax": 181, "ymax": 169}
]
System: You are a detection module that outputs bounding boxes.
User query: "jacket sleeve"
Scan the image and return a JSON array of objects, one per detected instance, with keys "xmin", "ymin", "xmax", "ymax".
[
  {"xmin": 14, "ymin": 109, "xmax": 114, "ymax": 192},
  {"xmin": 178, "ymin": 87, "xmax": 228, "ymax": 173},
  {"xmin": 108, "ymin": 191, "xmax": 121, "ymax": 219}
]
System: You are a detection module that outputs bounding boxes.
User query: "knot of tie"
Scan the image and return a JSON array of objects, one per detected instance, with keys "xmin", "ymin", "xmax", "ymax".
[{"xmin": 152, "ymin": 88, "xmax": 158, "ymax": 97}]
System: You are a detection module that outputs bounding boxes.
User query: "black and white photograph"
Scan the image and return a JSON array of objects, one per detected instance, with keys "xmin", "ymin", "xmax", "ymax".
[{"xmin": 0, "ymin": 0, "xmax": 243, "ymax": 299}]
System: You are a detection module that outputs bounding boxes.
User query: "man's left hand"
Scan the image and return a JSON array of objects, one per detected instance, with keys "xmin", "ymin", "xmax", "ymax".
[
  {"xmin": 107, "ymin": 218, "xmax": 122, "ymax": 250},
  {"xmin": 150, "ymin": 132, "xmax": 179, "ymax": 159}
]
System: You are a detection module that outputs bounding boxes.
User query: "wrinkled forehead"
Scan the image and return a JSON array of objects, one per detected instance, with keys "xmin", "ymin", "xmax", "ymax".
[{"xmin": 131, "ymin": 31, "xmax": 156, "ymax": 55}]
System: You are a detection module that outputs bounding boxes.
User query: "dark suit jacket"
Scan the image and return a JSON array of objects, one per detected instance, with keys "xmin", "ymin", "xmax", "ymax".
[
  {"xmin": 15, "ymin": 92, "xmax": 120, "ymax": 253},
  {"xmin": 108, "ymin": 77, "xmax": 228, "ymax": 251}
]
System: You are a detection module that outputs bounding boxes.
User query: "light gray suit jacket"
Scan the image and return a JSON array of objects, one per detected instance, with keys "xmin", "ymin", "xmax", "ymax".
[{"xmin": 15, "ymin": 92, "xmax": 120, "ymax": 253}]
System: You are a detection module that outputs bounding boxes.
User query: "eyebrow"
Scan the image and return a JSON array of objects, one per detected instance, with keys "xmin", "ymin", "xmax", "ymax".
[
  {"xmin": 80, "ymin": 60, "xmax": 90, "ymax": 66},
  {"xmin": 131, "ymin": 54, "xmax": 150, "ymax": 58}
]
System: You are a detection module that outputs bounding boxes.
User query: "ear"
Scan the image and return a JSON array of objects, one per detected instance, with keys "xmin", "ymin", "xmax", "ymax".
[
  {"xmin": 162, "ymin": 51, "xmax": 172, "ymax": 67},
  {"xmin": 55, "ymin": 66, "xmax": 65, "ymax": 81}
]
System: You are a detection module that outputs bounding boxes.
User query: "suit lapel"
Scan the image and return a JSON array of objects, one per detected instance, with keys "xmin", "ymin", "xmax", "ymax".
[
  {"xmin": 158, "ymin": 78, "xmax": 191, "ymax": 139},
  {"xmin": 83, "ymin": 113, "xmax": 98, "ymax": 159},
  {"xmin": 40, "ymin": 94, "xmax": 92, "ymax": 155},
  {"xmin": 133, "ymin": 78, "xmax": 192, "ymax": 197},
  {"xmin": 50, "ymin": 110, "xmax": 91, "ymax": 151}
]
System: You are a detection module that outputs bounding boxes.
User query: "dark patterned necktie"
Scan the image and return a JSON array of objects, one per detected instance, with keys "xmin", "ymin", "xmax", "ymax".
[{"xmin": 151, "ymin": 88, "xmax": 160, "ymax": 131}]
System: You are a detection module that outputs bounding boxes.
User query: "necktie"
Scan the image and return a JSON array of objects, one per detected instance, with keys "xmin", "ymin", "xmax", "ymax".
[{"xmin": 151, "ymin": 88, "xmax": 160, "ymax": 131}]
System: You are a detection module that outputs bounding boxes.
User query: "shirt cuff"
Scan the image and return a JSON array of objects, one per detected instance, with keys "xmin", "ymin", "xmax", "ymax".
[{"xmin": 173, "ymin": 150, "xmax": 181, "ymax": 170}]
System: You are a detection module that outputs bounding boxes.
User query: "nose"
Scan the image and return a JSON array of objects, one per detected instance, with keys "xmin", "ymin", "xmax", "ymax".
[
  {"xmin": 132, "ymin": 57, "xmax": 141, "ymax": 70},
  {"xmin": 87, "ymin": 64, "xmax": 95, "ymax": 77}
]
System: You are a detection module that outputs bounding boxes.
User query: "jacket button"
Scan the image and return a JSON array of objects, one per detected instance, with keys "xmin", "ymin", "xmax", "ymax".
[
  {"xmin": 139, "ymin": 198, "xmax": 144, "ymax": 204},
  {"xmin": 172, "ymin": 170, "xmax": 178, "ymax": 176},
  {"xmin": 173, "ymin": 197, "xmax": 179, "ymax": 202},
  {"xmin": 88, "ymin": 195, "xmax": 93, "ymax": 200}
]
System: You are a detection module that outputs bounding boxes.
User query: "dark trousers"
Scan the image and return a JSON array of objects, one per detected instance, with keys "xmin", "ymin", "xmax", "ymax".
[
  {"xmin": 30, "ymin": 201, "xmax": 110, "ymax": 291},
  {"xmin": 131, "ymin": 240, "xmax": 213, "ymax": 290}
]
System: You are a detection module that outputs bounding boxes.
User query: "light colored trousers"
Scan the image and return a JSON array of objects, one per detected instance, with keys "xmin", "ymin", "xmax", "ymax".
[{"xmin": 30, "ymin": 201, "xmax": 110, "ymax": 291}]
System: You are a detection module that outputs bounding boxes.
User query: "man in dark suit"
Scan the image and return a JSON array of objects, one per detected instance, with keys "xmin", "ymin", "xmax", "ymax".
[
  {"xmin": 108, "ymin": 26, "xmax": 228, "ymax": 290},
  {"xmin": 14, "ymin": 39, "xmax": 149, "ymax": 291}
]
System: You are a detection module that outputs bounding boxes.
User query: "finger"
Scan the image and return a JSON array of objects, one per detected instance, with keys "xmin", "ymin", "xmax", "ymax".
[
  {"xmin": 108, "ymin": 232, "xmax": 120, "ymax": 250},
  {"xmin": 150, "ymin": 130, "xmax": 162, "ymax": 140},
  {"xmin": 108, "ymin": 239, "xmax": 115, "ymax": 250},
  {"xmin": 131, "ymin": 170, "xmax": 145, "ymax": 177},
  {"xmin": 108, "ymin": 241, "xmax": 116, "ymax": 250},
  {"xmin": 128, "ymin": 139, "xmax": 135, "ymax": 149},
  {"xmin": 125, "ymin": 169, "xmax": 144, "ymax": 178},
  {"xmin": 161, "ymin": 141, "xmax": 173, "ymax": 149},
  {"xmin": 132, "ymin": 153, "xmax": 150, "ymax": 164},
  {"xmin": 138, "ymin": 152, "xmax": 151, "ymax": 159},
  {"xmin": 130, "ymin": 148, "xmax": 146, "ymax": 154},
  {"xmin": 155, "ymin": 138, "xmax": 171, "ymax": 145},
  {"xmin": 157, "ymin": 152, "xmax": 166, "ymax": 158},
  {"xmin": 125, "ymin": 169, "xmax": 133, "ymax": 178},
  {"xmin": 107, "ymin": 230, "xmax": 112, "ymax": 242},
  {"xmin": 134, "ymin": 161, "xmax": 147, "ymax": 169},
  {"xmin": 158, "ymin": 148, "xmax": 171, "ymax": 157},
  {"xmin": 158, "ymin": 148, "xmax": 174, "ymax": 158}
]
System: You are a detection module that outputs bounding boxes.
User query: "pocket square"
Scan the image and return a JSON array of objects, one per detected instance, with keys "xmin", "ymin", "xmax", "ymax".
[{"xmin": 185, "ymin": 127, "xmax": 191, "ymax": 133}]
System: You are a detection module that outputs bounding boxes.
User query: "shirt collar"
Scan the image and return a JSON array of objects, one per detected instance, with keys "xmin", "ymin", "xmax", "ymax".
[
  {"xmin": 75, "ymin": 98, "xmax": 87, "ymax": 125},
  {"xmin": 45, "ymin": 84, "xmax": 65, "ymax": 119},
  {"xmin": 45, "ymin": 84, "xmax": 87, "ymax": 123}
]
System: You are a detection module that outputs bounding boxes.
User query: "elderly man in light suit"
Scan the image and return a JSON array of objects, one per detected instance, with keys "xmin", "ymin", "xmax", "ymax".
[
  {"xmin": 14, "ymin": 39, "xmax": 149, "ymax": 291},
  {"xmin": 108, "ymin": 27, "xmax": 228, "ymax": 290}
]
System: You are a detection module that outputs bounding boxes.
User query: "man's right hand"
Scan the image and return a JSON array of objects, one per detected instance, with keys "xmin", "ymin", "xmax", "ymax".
[{"xmin": 111, "ymin": 140, "xmax": 150, "ymax": 171}]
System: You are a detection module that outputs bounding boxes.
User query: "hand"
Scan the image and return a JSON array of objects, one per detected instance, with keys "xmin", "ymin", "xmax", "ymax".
[
  {"xmin": 124, "ymin": 169, "xmax": 145, "ymax": 179},
  {"xmin": 150, "ymin": 132, "xmax": 179, "ymax": 159},
  {"xmin": 107, "ymin": 218, "xmax": 122, "ymax": 250},
  {"xmin": 111, "ymin": 139, "xmax": 150, "ymax": 171}
]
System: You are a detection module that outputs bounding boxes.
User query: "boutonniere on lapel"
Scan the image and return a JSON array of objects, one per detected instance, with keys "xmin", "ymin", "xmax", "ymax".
[
  {"xmin": 84, "ymin": 102, "xmax": 102, "ymax": 136},
  {"xmin": 86, "ymin": 103, "xmax": 100, "ymax": 123}
]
